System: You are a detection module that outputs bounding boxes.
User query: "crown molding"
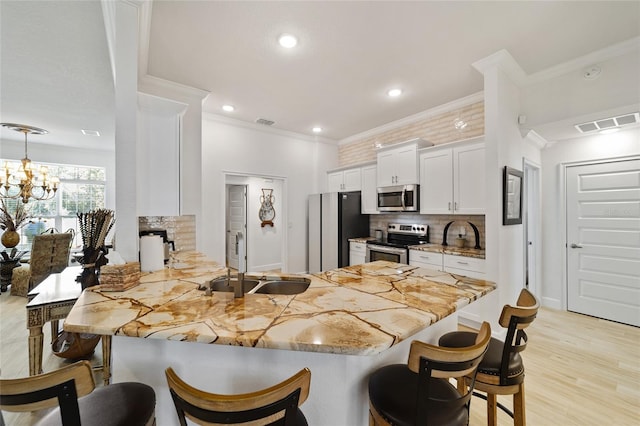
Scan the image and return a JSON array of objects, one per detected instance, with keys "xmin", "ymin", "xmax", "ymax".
[
  {"xmin": 526, "ymin": 36, "xmax": 640, "ymax": 86},
  {"xmin": 522, "ymin": 129, "xmax": 548, "ymax": 150},
  {"xmin": 139, "ymin": 74, "xmax": 210, "ymax": 102},
  {"xmin": 203, "ymin": 112, "xmax": 339, "ymax": 146},
  {"xmin": 339, "ymin": 91, "xmax": 484, "ymax": 146},
  {"xmin": 472, "ymin": 49, "xmax": 528, "ymax": 87}
]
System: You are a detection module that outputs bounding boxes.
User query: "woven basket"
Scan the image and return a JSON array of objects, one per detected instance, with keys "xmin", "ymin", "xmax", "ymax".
[{"xmin": 52, "ymin": 331, "xmax": 101, "ymax": 360}]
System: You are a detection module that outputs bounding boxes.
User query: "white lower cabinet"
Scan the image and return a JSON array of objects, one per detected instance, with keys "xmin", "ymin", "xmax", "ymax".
[
  {"xmin": 443, "ymin": 254, "xmax": 486, "ymax": 326},
  {"xmin": 349, "ymin": 241, "xmax": 367, "ymax": 266},
  {"xmin": 409, "ymin": 250, "xmax": 443, "ymax": 270},
  {"xmin": 443, "ymin": 254, "xmax": 486, "ymax": 279}
]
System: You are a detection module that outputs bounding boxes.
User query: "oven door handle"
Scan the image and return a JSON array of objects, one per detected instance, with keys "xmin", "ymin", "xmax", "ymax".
[{"xmin": 367, "ymin": 244, "xmax": 407, "ymax": 255}]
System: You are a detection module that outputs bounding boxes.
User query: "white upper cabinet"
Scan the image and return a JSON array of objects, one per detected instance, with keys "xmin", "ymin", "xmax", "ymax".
[
  {"xmin": 420, "ymin": 140, "xmax": 485, "ymax": 215},
  {"xmin": 377, "ymin": 139, "xmax": 430, "ymax": 187},
  {"xmin": 360, "ymin": 164, "xmax": 378, "ymax": 214},
  {"xmin": 327, "ymin": 167, "xmax": 361, "ymax": 192}
]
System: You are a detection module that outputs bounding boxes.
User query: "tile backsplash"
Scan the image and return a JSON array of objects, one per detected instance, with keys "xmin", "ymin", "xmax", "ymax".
[
  {"xmin": 138, "ymin": 215, "xmax": 196, "ymax": 252},
  {"xmin": 369, "ymin": 214, "xmax": 485, "ymax": 248}
]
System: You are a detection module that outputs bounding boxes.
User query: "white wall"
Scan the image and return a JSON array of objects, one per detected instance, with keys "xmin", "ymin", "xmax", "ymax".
[
  {"xmin": 0, "ymin": 139, "xmax": 116, "ymax": 211},
  {"xmin": 540, "ymin": 127, "xmax": 640, "ymax": 308},
  {"xmin": 202, "ymin": 115, "xmax": 338, "ymax": 273}
]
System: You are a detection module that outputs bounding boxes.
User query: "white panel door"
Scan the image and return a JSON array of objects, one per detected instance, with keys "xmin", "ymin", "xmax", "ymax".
[
  {"xmin": 327, "ymin": 171, "xmax": 344, "ymax": 192},
  {"xmin": 361, "ymin": 165, "xmax": 378, "ymax": 214},
  {"xmin": 226, "ymin": 185, "xmax": 246, "ymax": 270},
  {"xmin": 343, "ymin": 168, "xmax": 362, "ymax": 191},
  {"xmin": 566, "ymin": 159, "xmax": 640, "ymax": 326}
]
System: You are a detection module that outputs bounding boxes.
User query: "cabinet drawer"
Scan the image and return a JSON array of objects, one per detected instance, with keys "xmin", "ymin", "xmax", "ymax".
[
  {"xmin": 350, "ymin": 242, "xmax": 367, "ymax": 253},
  {"xmin": 409, "ymin": 250, "xmax": 443, "ymax": 269},
  {"xmin": 444, "ymin": 254, "xmax": 485, "ymax": 273}
]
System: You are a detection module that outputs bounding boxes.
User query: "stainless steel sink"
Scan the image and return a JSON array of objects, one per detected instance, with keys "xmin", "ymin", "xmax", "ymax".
[
  {"xmin": 251, "ymin": 279, "xmax": 311, "ymax": 295},
  {"xmin": 208, "ymin": 277, "xmax": 260, "ymax": 293}
]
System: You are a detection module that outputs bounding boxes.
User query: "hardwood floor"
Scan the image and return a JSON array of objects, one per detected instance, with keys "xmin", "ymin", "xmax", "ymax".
[{"xmin": 1, "ymin": 290, "xmax": 638, "ymax": 425}]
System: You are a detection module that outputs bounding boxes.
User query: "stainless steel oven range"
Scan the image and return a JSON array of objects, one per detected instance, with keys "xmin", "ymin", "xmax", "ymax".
[{"xmin": 366, "ymin": 223, "xmax": 429, "ymax": 264}]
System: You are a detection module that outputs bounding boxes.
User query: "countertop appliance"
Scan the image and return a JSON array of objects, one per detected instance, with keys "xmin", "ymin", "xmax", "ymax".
[
  {"xmin": 377, "ymin": 184, "xmax": 419, "ymax": 212},
  {"xmin": 366, "ymin": 223, "xmax": 429, "ymax": 264},
  {"xmin": 139, "ymin": 229, "xmax": 175, "ymax": 263},
  {"xmin": 309, "ymin": 191, "xmax": 370, "ymax": 273}
]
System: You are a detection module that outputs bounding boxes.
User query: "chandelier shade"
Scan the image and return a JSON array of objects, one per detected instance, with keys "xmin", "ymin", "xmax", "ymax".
[{"xmin": 1, "ymin": 123, "xmax": 60, "ymax": 203}]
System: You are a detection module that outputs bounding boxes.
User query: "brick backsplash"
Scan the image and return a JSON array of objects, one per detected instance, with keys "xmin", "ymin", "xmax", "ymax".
[
  {"xmin": 138, "ymin": 215, "xmax": 196, "ymax": 252},
  {"xmin": 339, "ymin": 102, "xmax": 484, "ymax": 167},
  {"xmin": 369, "ymin": 214, "xmax": 485, "ymax": 249}
]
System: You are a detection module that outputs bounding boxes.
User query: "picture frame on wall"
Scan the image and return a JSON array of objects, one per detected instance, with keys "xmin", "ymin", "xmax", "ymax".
[{"xmin": 503, "ymin": 166, "xmax": 523, "ymax": 225}]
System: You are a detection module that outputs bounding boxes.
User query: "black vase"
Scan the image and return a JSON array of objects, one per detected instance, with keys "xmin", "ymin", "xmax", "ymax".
[{"xmin": 76, "ymin": 247, "xmax": 108, "ymax": 290}]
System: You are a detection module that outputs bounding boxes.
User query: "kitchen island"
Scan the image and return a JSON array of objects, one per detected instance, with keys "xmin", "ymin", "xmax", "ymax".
[{"xmin": 64, "ymin": 251, "xmax": 495, "ymax": 425}]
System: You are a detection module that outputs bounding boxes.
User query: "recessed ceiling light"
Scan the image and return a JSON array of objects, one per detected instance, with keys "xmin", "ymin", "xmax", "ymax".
[
  {"xmin": 222, "ymin": 105, "xmax": 235, "ymax": 112},
  {"xmin": 278, "ymin": 34, "xmax": 298, "ymax": 48},
  {"xmin": 387, "ymin": 88, "xmax": 402, "ymax": 97},
  {"xmin": 312, "ymin": 127, "xmax": 322, "ymax": 133}
]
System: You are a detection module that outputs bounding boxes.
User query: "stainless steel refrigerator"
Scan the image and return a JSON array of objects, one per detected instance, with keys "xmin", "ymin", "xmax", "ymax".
[{"xmin": 308, "ymin": 191, "xmax": 370, "ymax": 273}]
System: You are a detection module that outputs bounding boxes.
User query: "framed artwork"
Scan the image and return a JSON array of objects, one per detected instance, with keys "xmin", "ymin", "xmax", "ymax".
[{"xmin": 503, "ymin": 166, "xmax": 523, "ymax": 225}]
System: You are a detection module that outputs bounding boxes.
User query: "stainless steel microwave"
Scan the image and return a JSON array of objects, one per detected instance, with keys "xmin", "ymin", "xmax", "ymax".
[{"xmin": 377, "ymin": 184, "xmax": 419, "ymax": 212}]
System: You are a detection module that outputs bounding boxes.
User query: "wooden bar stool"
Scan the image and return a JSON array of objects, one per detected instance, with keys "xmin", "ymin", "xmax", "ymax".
[
  {"xmin": 165, "ymin": 367, "xmax": 311, "ymax": 425},
  {"xmin": 368, "ymin": 322, "xmax": 491, "ymax": 426},
  {"xmin": 438, "ymin": 288, "xmax": 539, "ymax": 426},
  {"xmin": 0, "ymin": 360, "xmax": 155, "ymax": 426}
]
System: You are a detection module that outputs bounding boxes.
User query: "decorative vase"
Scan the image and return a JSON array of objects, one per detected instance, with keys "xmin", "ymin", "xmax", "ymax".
[
  {"xmin": 76, "ymin": 247, "xmax": 108, "ymax": 290},
  {"xmin": 454, "ymin": 237, "xmax": 466, "ymax": 248},
  {"xmin": 1, "ymin": 230, "xmax": 20, "ymax": 248}
]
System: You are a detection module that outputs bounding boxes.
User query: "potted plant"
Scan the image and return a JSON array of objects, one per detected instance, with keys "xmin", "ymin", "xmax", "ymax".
[{"xmin": 0, "ymin": 199, "xmax": 30, "ymax": 248}]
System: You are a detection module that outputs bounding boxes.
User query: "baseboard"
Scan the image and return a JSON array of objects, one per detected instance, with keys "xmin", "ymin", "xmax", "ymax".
[{"xmin": 542, "ymin": 296, "xmax": 562, "ymax": 310}]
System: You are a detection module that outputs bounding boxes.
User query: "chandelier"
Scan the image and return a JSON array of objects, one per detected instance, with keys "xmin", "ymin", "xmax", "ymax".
[{"xmin": 1, "ymin": 123, "xmax": 60, "ymax": 203}]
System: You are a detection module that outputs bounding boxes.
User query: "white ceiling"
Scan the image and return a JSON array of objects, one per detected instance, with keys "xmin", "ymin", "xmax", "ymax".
[{"xmin": 1, "ymin": 1, "xmax": 639, "ymax": 151}]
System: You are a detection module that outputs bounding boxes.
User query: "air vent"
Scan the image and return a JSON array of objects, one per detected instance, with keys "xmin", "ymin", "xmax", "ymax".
[
  {"xmin": 255, "ymin": 118, "xmax": 275, "ymax": 126},
  {"xmin": 574, "ymin": 112, "xmax": 639, "ymax": 133}
]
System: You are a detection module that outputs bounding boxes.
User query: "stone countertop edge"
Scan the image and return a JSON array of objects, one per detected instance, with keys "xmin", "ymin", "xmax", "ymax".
[
  {"xmin": 408, "ymin": 243, "xmax": 485, "ymax": 259},
  {"xmin": 63, "ymin": 251, "xmax": 495, "ymax": 356}
]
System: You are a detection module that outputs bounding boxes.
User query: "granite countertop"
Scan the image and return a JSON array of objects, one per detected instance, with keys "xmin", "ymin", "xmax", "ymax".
[
  {"xmin": 63, "ymin": 251, "xmax": 495, "ymax": 356},
  {"xmin": 409, "ymin": 243, "xmax": 486, "ymax": 259}
]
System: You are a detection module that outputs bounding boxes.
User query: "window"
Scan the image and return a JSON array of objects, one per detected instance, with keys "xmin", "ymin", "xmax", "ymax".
[{"xmin": 1, "ymin": 162, "xmax": 106, "ymax": 250}]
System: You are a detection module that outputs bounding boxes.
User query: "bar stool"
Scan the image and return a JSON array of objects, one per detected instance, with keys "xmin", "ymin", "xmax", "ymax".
[
  {"xmin": 0, "ymin": 360, "xmax": 155, "ymax": 426},
  {"xmin": 438, "ymin": 288, "xmax": 539, "ymax": 426},
  {"xmin": 368, "ymin": 322, "xmax": 491, "ymax": 426},
  {"xmin": 165, "ymin": 367, "xmax": 311, "ymax": 425}
]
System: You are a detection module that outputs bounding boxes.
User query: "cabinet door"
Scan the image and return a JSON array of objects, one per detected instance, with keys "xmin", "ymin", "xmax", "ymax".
[
  {"xmin": 376, "ymin": 151, "xmax": 396, "ymax": 187},
  {"xmin": 394, "ymin": 145, "xmax": 418, "ymax": 184},
  {"xmin": 343, "ymin": 168, "xmax": 362, "ymax": 191},
  {"xmin": 327, "ymin": 171, "xmax": 344, "ymax": 192},
  {"xmin": 361, "ymin": 165, "xmax": 378, "ymax": 214},
  {"xmin": 420, "ymin": 149, "xmax": 453, "ymax": 214},
  {"xmin": 454, "ymin": 143, "xmax": 485, "ymax": 214},
  {"xmin": 409, "ymin": 250, "xmax": 443, "ymax": 270}
]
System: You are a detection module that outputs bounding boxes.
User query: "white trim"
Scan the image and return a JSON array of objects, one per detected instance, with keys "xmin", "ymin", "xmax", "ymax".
[
  {"xmin": 136, "ymin": 0, "xmax": 153, "ymax": 81},
  {"xmin": 522, "ymin": 129, "xmax": 548, "ymax": 150},
  {"xmin": 338, "ymin": 92, "xmax": 484, "ymax": 146},
  {"xmin": 100, "ymin": 0, "xmax": 117, "ymax": 85},
  {"xmin": 139, "ymin": 74, "xmax": 210, "ymax": 102},
  {"xmin": 204, "ymin": 112, "xmax": 339, "ymax": 146},
  {"xmin": 527, "ymin": 36, "xmax": 640, "ymax": 86},
  {"xmin": 472, "ymin": 49, "xmax": 528, "ymax": 86},
  {"xmin": 541, "ymin": 297, "xmax": 562, "ymax": 310}
]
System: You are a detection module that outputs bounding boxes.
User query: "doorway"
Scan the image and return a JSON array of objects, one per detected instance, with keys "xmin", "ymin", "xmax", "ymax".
[
  {"xmin": 566, "ymin": 158, "xmax": 640, "ymax": 326},
  {"xmin": 226, "ymin": 185, "xmax": 247, "ymax": 270},
  {"xmin": 523, "ymin": 161, "xmax": 541, "ymax": 296}
]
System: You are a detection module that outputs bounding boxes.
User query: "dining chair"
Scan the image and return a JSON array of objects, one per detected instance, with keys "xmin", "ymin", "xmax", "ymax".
[
  {"xmin": 165, "ymin": 366, "xmax": 311, "ymax": 425},
  {"xmin": 10, "ymin": 231, "xmax": 73, "ymax": 297},
  {"xmin": 368, "ymin": 321, "xmax": 491, "ymax": 426},
  {"xmin": 438, "ymin": 288, "xmax": 539, "ymax": 426},
  {"xmin": 0, "ymin": 360, "xmax": 155, "ymax": 426}
]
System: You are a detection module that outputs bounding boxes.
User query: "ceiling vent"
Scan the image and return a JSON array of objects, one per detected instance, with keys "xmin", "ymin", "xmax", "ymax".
[
  {"xmin": 575, "ymin": 112, "xmax": 639, "ymax": 133},
  {"xmin": 255, "ymin": 118, "xmax": 275, "ymax": 126}
]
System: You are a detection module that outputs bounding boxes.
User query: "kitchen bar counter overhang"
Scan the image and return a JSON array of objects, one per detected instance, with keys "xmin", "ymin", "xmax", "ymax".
[
  {"xmin": 63, "ymin": 251, "xmax": 495, "ymax": 355},
  {"xmin": 62, "ymin": 251, "xmax": 495, "ymax": 426}
]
